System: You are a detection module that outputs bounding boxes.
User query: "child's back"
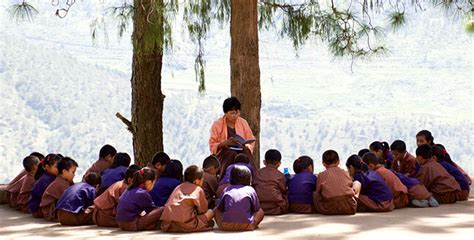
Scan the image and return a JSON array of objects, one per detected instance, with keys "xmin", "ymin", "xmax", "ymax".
[
  {"xmin": 29, "ymin": 172, "xmax": 56, "ymax": 217},
  {"xmin": 353, "ymin": 170, "xmax": 394, "ymax": 212},
  {"xmin": 16, "ymin": 172, "xmax": 36, "ymax": 213},
  {"xmin": 150, "ymin": 176, "xmax": 181, "ymax": 207},
  {"xmin": 438, "ymin": 160, "xmax": 470, "ymax": 201},
  {"xmin": 5, "ymin": 170, "xmax": 27, "ymax": 208},
  {"xmin": 374, "ymin": 165, "xmax": 409, "ymax": 208},
  {"xmin": 417, "ymin": 159, "xmax": 460, "ymax": 204},
  {"xmin": 253, "ymin": 166, "xmax": 288, "ymax": 215},
  {"xmin": 40, "ymin": 175, "xmax": 72, "ymax": 221},
  {"xmin": 100, "ymin": 166, "xmax": 128, "ymax": 192},
  {"xmin": 56, "ymin": 181, "xmax": 97, "ymax": 225},
  {"xmin": 93, "ymin": 180, "xmax": 128, "ymax": 227},
  {"xmin": 288, "ymin": 172, "xmax": 317, "ymax": 213}
]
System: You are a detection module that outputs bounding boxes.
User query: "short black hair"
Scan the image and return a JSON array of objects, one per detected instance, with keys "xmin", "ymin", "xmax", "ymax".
[
  {"xmin": 416, "ymin": 130, "xmax": 434, "ymax": 144},
  {"xmin": 230, "ymin": 165, "xmax": 252, "ymax": 186},
  {"xmin": 202, "ymin": 155, "xmax": 220, "ymax": 169},
  {"xmin": 151, "ymin": 151, "xmax": 171, "ymax": 165},
  {"xmin": 390, "ymin": 140, "xmax": 407, "ymax": 152},
  {"xmin": 369, "ymin": 141, "xmax": 389, "ymax": 152},
  {"xmin": 30, "ymin": 152, "xmax": 45, "ymax": 160},
  {"xmin": 128, "ymin": 167, "xmax": 156, "ymax": 190},
  {"xmin": 35, "ymin": 153, "xmax": 62, "ymax": 180},
  {"xmin": 58, "ymin": 157, "xmax": 79, "ymax": 174},
  {"xmin": 223, "ymin": 97, "xmax": 241, "ymax": 113},
  {"xmin": 358, "ymin": 149, "xmax": 370, "ymax": 157},
  {"xmin": 234, "ymin": 153, "xmax": 250, "ymax": 164},
  {"xmin": 416, "ymin": 144, "xmax": 433, "ymax": 159},
  {"xmin": 362, "ymin": 152, "xmax": 379, "ymax": 165},
  {"xmin": 23, "ymin": 156, "xmax": 40, "ymax": 172},
  {"xmin": 264, "ymin": 149, "xmax": 282, "ymax": 165},
  {"xmin": 322, "ymin": 150, "xmax": 339, "ymax": 165},
  {"xmin": 125, "ymin": 165, "xmax": 142, "ymax": 181},
  {"xmin": 346, "ymin": 154, "xmax": 369, "ymax": 172},
  {"xmin": 293, "ymin": 156, "xmax": 313, "ymax": 174},
  {"xmin": 162, "ymin": 160, "xmax": 183, "ymax": 181},
  {"xmin": 111, "ymin": 152, "xmax": 131, "ymax": 168},
  {"xmin": 184, "ymin": 165, "xmax": 204, "ymax": 183},
  {"xmin": 84, "ymin": 172, "xmax": 102, "ymax": 186},
  {"xmin": 99, "ymin": 144, "xmax": 117, "ymax": 158}
]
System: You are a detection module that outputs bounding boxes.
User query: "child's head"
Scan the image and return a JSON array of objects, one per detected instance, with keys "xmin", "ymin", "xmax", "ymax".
[
  {"xmin": 362, "ymin": 152, "xmax": 379, "ymax": 170},
  {"xmin": 202, "ymin": 155, "xmax": 220, "ymax": 175},
  {"xmin": 322, "ymin": 150, "xmax": 340, "ymax": 167},
  {"xmin": 184, "ymin": 165, "xmax": 204, "ymax": 186},
  {"xmin": 230, "ymin": 165, "xmax": 252, "ymax": 186},
  {"xmin": 358, "ymin": 149, "xmax": 370, "ymax": 157},
  {"xmin": 416, "ymin": 130, "xmax": 434, "ymax": 147},
  {"xmin": 432, "ymin": 144, "xmax": 455, "ymax": 165},
  {"xmin": 162, "ymin": 160, "xmax": 183, "ymax": 181},
  {"xmin": 415, "ymin": 144, "xmax": 433, "ymax": 165},
  {"xmin": 264, "ymin": 149, "xmax": 282, "ymax": 167},
  {"xmin": 99, "ymin": 144, "xmax": 117, "ymax": 162},
  {"xmin": 23, "ymin": 156, "xmax": 40, "ymax": 175},
  {"xmin": 390, "ymin": 140, "xmax": 407, "ymax": 161},
  {"xmin": 234, "ymin": 153, "xmax": 250, "ymax": 164},
  {"xmin": 84, "ymin": 172, "xmax": 102, "ymax": 188},
  {"xmin": 111, "ymin": 152, "xmax": 131, "ymax": 168},
  {"xmin": 58, "ymin": 157, "xmax": 79, "ymax": 183},
  {"xmin": 35, "ymin": 153, "xmax": 61, "ymax": 179},
  {"xmin": 293, "ymin": 156, "xmax": 314, "ymax": 174},
  {"xmin": 125, "ymin": 164, "xmax": 142, "ymax": 185},
  {"xmin": 369, "ymin": 141, "xmax": 389, "ymax": 163},
  {"xmin": 129, "ymin": 167, "xmax": 156, "ymax": 192},
  {"xmin": 30, "ymin": 152, "xmax": 45, "ymax": 161},
  {"xmin": 346, "ymin": 154, "xmax": 368, "ymax": 176},
  {"xmin": 151, "ymin": 151, "xmax": 171, "ymax": 173}
]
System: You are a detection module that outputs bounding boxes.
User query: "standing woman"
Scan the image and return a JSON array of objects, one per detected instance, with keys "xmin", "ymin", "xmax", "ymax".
[{"xmin": 209, "ymin": 97, "xmax": 256, "ymax": 180}]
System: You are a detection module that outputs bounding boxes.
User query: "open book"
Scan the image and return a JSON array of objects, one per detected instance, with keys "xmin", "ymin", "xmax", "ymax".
[{"xmin": 229, "ymin": 134, "xmax": 256, "ymax": 151}]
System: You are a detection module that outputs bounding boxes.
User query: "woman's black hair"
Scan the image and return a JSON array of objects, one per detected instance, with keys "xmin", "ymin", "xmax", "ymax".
[
  {"xmin": 35, "ymin": 153, "xmax": 61, "ymax": 180},
  {"xmin": 162, "ymin": 160, "xmax": 183, "ymax": 181},
  {"xmin": 416, "ymin": 130, "xmax": 434, "ymax": 145},
  {"xmin": 223, "ymin": 97, "xmax": 241, "ymax": 113},
  {"xmin": 111, "ymin": 152, "xmax": 131, "ymax": 168},
  {"xmin": 128, "ymin": 167, "xmax": 156, "ymax": 190},
  {"xmin": 346, "ymin": 154, "xmax": 369, "ymax": 172},
  {"xmin": 58, "ymin": 157, "xmax": 79, "ymax": 175},
  {"xmin": 293, "ymin": 156, "xmax": 314, "ymax": 174},
  {"xmin": 230, "ymin": 165, "xmax": 252, "ymax": 186}
]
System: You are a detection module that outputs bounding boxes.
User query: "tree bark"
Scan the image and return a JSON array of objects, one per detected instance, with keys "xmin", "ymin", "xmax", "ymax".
[
  {"xmin": 230, "ymin": 0, "xmax": 261, "ymax": 168},
  {"xmin": 130, "ymin": 0, "xmax": 165, "ymax": 166}
]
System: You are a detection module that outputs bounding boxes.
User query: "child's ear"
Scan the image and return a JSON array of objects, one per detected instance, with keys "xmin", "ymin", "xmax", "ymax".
[
  {"xmin": 276, "ymin": 162, "xmax": 281, "ymax": 168},
  {"xmin": 263, "ymin": 160, "xmax": 267, "ymax": 166}
]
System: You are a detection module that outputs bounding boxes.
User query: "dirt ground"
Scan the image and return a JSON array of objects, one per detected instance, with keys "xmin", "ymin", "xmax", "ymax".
[{"xmin": 1, "ymin": 190, "xmax": 473, "ymax": 240}]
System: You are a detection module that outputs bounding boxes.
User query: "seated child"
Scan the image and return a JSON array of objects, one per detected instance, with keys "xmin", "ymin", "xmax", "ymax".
[
  {"xmin": 390, "ymin": 140, "xmax": 418, "ymax": 177},
  {"xmin": 253, "ymin": 149, "xmax": 288, "ymax": 215},
  {"xmin": 215, "ymin": 165, "xmax": 264, "ymax": 231},
  {"xmin": 416, "ymin": 130, "xmax": 472, "ymax": 185},
  {"xmin": 432, "ymin": 145, "xmax": 469, "ymax": 201},
  {"xmin": 16, "ymin": 156, "xmax": 40, "ymax": 213},
  {"xmin": 416, "ymin": 144, "xmax": 460, "ymax": 204},
  {"xmin": 288, "ymin": 156, "xmax": 317, "ymax": 214},
  {"xmin": 93, "ymin": 165, "xmax": 141, "ymax": 227},
  {"xmin": 390, "ymin": 169, "xmax": 438, "ymax": 207},
  {"xmin": 56, "ymin": 172, "xmax": 102, "ymax": 225},
  {"xmin": 148, "ymin": 151, "xmax": 171, "ymax": 178},
  {"xmin": 370, "ymin": 141, "xmax": 393, "ymax": 169},
  {"xmin": 346, "ymin": 155, "xmax": 394, "ymax": 212},
  {"xmin": 217, "ymin": 153, "xmax": 256, "ymax": 198},
  {"xmin": 29, "ymin": 154, "xmax": 60, "ymax": 218},
  {"xmin": 82, "ymin": 145, "xmax": 117, "ymax": 181},
  {"xmin": 202, "ymin": 155, "xmax": 220, "ymax": 209},
  {"xmin": 150, "ymin": 160, "xmax": 183, "ymax": 207},
  {"xmin": 40, "ymin": 157, "xmax": 78, "ymax": 221},
  {"xmin": 98, "ymin": 152, "xmax": 131, "ymax": 195},
  {"xmin": 160, "ymin": 165, "xmax": 214, "ymax": 232},
  {"xmin": 116, "ymin": 167, "xmax": 163, "ymax": 231},
  {"xmin": 314, "ymin": 150, "xmax": 360, "ymax": 215},
  {"xmin": 363, "ymin": 152, "xmax": 409, "ymax": 209}
]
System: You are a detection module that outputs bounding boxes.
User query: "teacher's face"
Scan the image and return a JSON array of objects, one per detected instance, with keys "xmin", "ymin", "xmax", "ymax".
[{"xmin": 225, "ymin": 109, "xmax": 240, "ymax": 123}]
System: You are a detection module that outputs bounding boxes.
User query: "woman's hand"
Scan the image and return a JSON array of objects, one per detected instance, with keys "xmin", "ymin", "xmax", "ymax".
[{"xmin": 219, "ymin": 138, "xmax": 240, "ymax": 149}]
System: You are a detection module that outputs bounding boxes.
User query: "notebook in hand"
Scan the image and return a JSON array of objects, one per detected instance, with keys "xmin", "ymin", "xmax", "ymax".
[{"xmin": 229, "ymin": 134, "xmax": 256, "ymax": 151}]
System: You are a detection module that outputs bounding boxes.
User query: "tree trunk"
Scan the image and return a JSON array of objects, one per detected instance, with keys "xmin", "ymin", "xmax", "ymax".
[
  {"xmin": 130, "ymin": 0, "xmax": 165, "ymax": 166},
  {"xmin": 230, "ymin": 0, "xmax": 261, "ymax": 168}
]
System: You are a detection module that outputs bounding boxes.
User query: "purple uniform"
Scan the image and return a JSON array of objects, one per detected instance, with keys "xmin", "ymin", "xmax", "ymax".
[
  {"xmin": 217, "ymin": 185, "xmax": 260, "ymax": 224},
  {"xmin": 219, "ymin": 163, "xmax": 256, "ymax": 185},
  {"xmin": 29, "ymin": 172, "xmax": 55, "ymax": 213},
  {"xmin": 353, "ymin": 170, "xmax": 393, "ymax": 203},
  {"xmin": 288, "ymin": 172, "xmax": 317, "ymax": 205},
  {"xmin": 56, "ymin": 182, "xmax": 96, "ymax": 213},
  {"xmin": 100, "ymin": 166, "xmax": 128, "ymax": 190},
  {"xmin": 439, "ymin": 160, "xmax": 470, "ymax": 190},
  {"xmin": 116, "ymin": 187, "xmax": 156, "ymax": 222},
  {"xmin": 149, "ymin": 177, "xmax": 181, "ymax": 207}
]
